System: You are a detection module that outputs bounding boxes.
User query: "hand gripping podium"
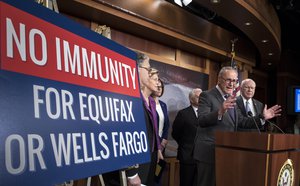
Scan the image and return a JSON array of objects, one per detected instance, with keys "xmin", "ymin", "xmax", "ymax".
[{"xmin": 215, "ymin": 131, "xmax": 300, "ymax": 186}]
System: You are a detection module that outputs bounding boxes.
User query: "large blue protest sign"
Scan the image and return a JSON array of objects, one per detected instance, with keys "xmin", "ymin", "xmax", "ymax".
[{"xmin": 0, "ymin": 0, "xmax": 150, "ymax": 185}]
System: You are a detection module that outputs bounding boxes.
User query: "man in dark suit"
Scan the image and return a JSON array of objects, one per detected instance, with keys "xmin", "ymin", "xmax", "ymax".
[
  {"xmin": 193, "ymin": 66, "xmax": 282, "ymax": 186},
  {"xmin": 236, "ymin": 78, "xmax": 264, "ymax": 131},
  {"xmin": 172, "ymin": 88, "xmax": 202, "ymax": 186}
]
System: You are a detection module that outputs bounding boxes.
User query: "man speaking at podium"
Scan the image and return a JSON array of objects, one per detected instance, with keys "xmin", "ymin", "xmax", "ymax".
[{"xmin": 193, "ymin": 66, "xmax": 282, "ymax": 186}]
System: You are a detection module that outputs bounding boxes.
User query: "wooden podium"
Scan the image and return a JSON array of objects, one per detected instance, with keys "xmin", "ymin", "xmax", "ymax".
[{"xmin": 215, "ymin": 131, "xmax": 300, "ymax": 186}]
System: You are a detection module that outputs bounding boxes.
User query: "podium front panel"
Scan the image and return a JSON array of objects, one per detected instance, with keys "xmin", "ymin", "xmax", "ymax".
[{"xmin": 215, "ymin": 131, "xmax": 300, "ymax": 186}]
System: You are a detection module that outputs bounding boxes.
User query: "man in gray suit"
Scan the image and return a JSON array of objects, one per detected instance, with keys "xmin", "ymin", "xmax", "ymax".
[
  {"xmin": 172, "ymin": 88, "xmax": 202, "ymax": 186},
  {"xmin": 193, "ymin": 66, "xmax": 281, "ymax": 186},
  {"xmin": 236, "ymin": 78, "xmax": 264, "ymax": 131}
]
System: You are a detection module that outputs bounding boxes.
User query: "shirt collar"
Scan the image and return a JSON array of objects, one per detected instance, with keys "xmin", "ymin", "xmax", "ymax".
[
  {"xmin": 216, "ymin": 85, "xmax": 227, "ymax": 99},
  {"xmin": 241, "ymin": 95, "xmax": 252, "ymax": 104},
  {"xmin": 192, "ymin": 105, "xmax": 198, "ymax": 111}
]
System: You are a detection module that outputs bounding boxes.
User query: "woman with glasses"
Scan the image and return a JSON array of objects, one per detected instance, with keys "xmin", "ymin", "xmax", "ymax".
[
  {"xmin": 103, "ymin": 52, "xmax": 162, "ymax": 186},
  {"xmin": 137, "ymin": 59, "xmax": 164, "ymax": 186}
]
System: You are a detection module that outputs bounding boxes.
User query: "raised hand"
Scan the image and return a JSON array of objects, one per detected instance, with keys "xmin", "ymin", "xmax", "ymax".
[
  {"xmin": 219, "ymin": 95, "xmax": 236, "ymax": 115},
  {"xmin": 263, "ymin": 104, "xmax": 282, "ymax": 120}
]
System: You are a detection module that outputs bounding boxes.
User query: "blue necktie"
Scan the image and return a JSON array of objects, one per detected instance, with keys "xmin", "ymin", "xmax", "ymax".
[
  {"xmin": 228, "ymin": 107, "xmax": 235, "ymax": 121},
  {"xmin": 245, "ymin": 100, "xmax": 251, "ymax": 113},
  {"xmin": 224, "ymin": 94, "xmax": 235, "ymax": 121}
]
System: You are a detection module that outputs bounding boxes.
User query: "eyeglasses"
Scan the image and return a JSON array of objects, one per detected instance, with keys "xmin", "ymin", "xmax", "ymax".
[
  {"xmin": 138, "ymin": 66, "xmax": 151, "ymax": 72},
  {"xmin": 150, "ymin": 76, "xmax": 159, "ymax": 82},
  {"xmin": 222, "ymin": 77, "xmax": 239, "ymax": 84}
]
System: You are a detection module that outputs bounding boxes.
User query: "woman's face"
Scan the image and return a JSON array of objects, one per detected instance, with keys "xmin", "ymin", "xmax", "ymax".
[
  {"xmin": 148, "ymin": 73, "xmax": 159, "ymax": 93},
  {"xmin": 153, "ymin": 81, "xmax": 162, "ymax": 97}
]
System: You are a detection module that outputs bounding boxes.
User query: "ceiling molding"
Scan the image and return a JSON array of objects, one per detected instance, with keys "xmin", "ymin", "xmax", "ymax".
[
  {"xmin": 193, "ymin": 0, "xmax": 281, "ymax": 68},
  {"xmin": 57, "ymin": 0, "xmax": 256, "ymax": 66}
]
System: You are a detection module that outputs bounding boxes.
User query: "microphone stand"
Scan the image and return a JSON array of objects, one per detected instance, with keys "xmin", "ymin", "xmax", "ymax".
[
  {"xmin": 247, "ymin": 111, "xmax": 261, "ymax": 134},
  {"xmin": 266, "ymin": 120, "xmax": 285, "ymax": 134}
]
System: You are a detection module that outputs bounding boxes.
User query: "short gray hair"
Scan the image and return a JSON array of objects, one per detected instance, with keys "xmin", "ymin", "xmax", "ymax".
[
  {"xmin": 218, "ymin": 66, "xmax": 238, "ymax": 78},
  {"xmin": 241, "ymin": 78, "xmax": 256, "ymax": 87},
  {"xmin": 136, "ymin": 52, "xmax": 149, "ymax": 66},
  {"xmin": 189, "ymin": 88, "xmax": 202, "ymax": 100}
]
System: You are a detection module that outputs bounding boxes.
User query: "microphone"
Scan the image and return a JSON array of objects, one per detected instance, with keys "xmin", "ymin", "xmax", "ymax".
[
  {"xmin": 265, "ymin": 120, "xmax": 285, "ymax": 134},
  {"xmin": 247, "ymin": 111, "xmax": 261, "ymax": 134}
]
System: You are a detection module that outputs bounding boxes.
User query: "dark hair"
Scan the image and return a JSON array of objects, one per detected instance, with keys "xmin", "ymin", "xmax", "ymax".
[{"xmin": 158, "ymin": 79, "xmax": 165, "ymax": 97}]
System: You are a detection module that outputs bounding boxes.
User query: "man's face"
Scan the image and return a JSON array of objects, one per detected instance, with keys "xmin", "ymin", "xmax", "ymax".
[
  {"xmin": 241, "ymin": 81, "xmax": 256, "ymax": 100},
  {"xmin": 191, "ymin": 90, "xmax": 201, "ymax": 106},
  {"xmin": 218, "ymin": 70, "xmax": 238, "ymax": 95},
  {"xmin": 138, "ymin": 58, "xmax": 151, "ymax": 87}
]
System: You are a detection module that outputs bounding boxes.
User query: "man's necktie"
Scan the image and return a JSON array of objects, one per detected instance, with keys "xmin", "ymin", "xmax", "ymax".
[
  {"xmin": 245, "ymin": 100, "xmax": 251, "ymax": 113},
  {"xmin": 224, "ymin": 94, "xmax": 235, "ymax": 121},
  {"xmin": 228, "ymin": 107, "xmax": 235, "ymax": 121}
]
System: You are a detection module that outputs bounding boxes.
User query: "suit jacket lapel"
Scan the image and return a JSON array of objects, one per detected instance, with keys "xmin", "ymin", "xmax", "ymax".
[
  {"xmin": 188, "ymin": 106, "xmax": 197, "ymax": 120},
  {"xmin": 211, "ymin": 87, "xmax": 224, "ymax": 105},
  {"xmin": 237, "ymin": 96, "xmax": 247, "ymax": 116},
  {"xmin": 253, "ymin": 99, "xmax": 263, "ymax": 116}
]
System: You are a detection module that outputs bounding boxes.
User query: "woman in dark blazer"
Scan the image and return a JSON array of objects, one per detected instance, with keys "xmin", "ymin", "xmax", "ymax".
[
  {"xmin": 151, "ymin": 79, "xmax": 169, "ymax": 185},
  {"xmin": 152, "ymin": 79, "xmax": 170, "ymax": 150}
]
